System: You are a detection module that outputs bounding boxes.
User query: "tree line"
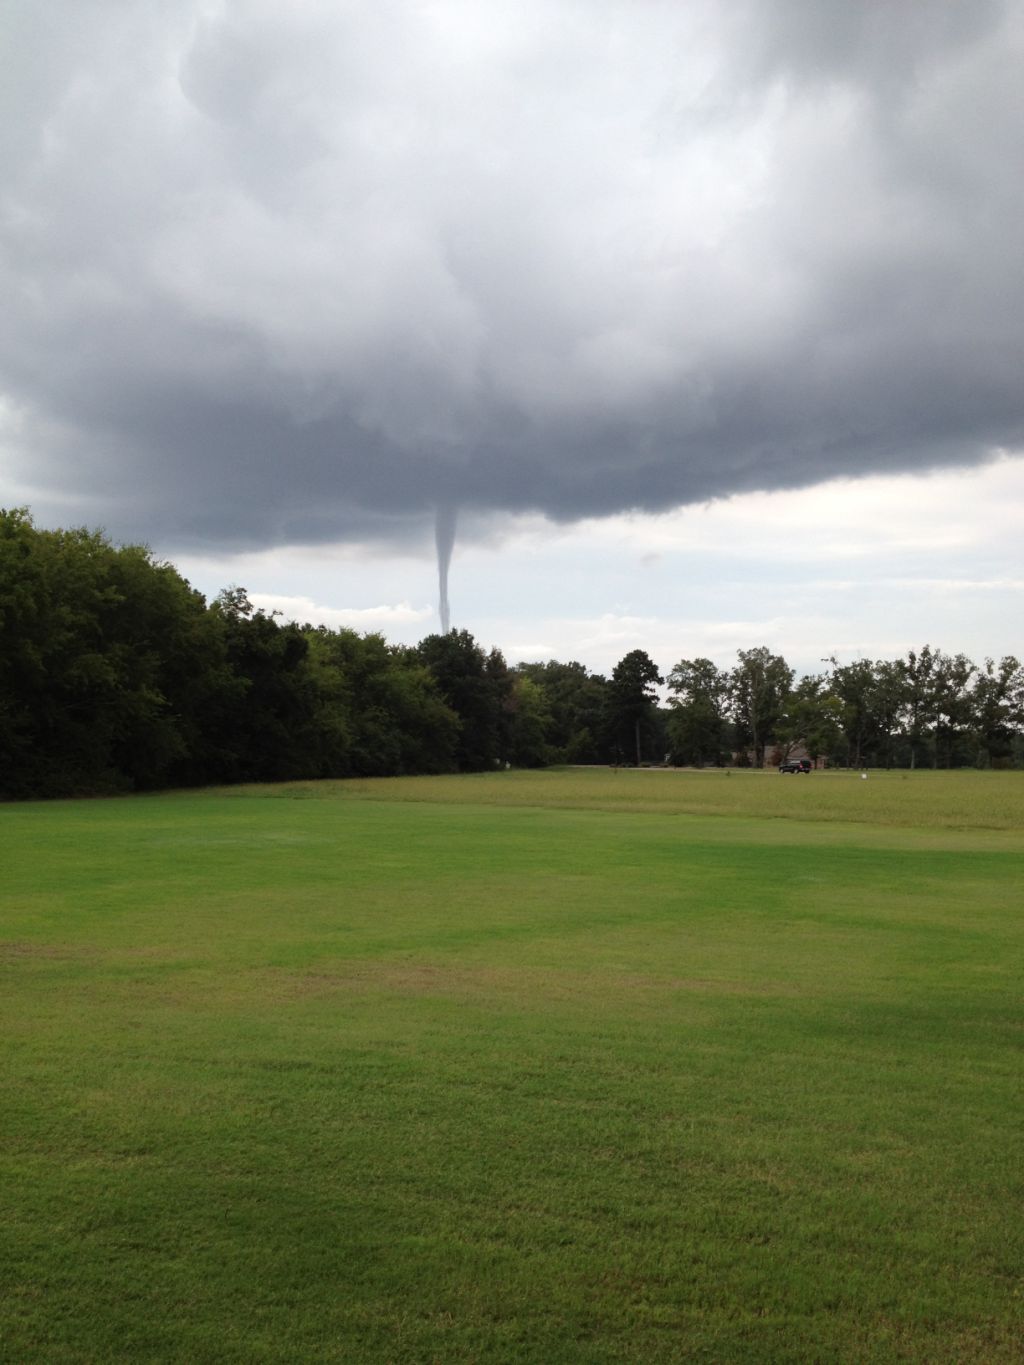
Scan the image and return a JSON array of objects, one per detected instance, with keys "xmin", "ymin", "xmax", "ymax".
[
  {"xmin": 2, "ymin": 509, "xmax": 1022, "ymax": 798},
  {"xmin": 662, "ymin": 646, "xmax": 1023, "ymax": 772}
]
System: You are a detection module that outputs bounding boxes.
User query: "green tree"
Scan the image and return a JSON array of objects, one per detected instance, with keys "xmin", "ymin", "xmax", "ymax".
[
  {"xmin": 305, "ymin": 628, "xmax": 459, "ymax": 776},
  {"xmin": 870, "ymin": 659, "xmax": 908, "ymax": 769},
  {"xmin": 901, "ymin": 646, "xmax": 936, "ymax": 770},
  {"xmin": 730, "ymin": 646, "xmax": 793, "ymax": 768},
  {"xmin": 205, "ymin": 588, "xmax": 321, "ymax": 784},
  {"xmin": 970, "ymin": 656, "xmax": 1024, "ymax": 767},
  {"xmin": 514, "ymin": 660, "xmax": 609, "ymax": 763},
  {"xmin": 774, "ymin": 673, "xmax": 843, "ymax": 766},
  {"xmin": 825, "ymin": 657, "xmax": 886, "ymax": 768},
  {"xmin": 506, "ymin": 674, "xmax": 553, "ymax": 767},
  {"xmin": 485, "ymin": 647, "xmax": 516, "ymax": 767},
  {"xmin": 417, "ymin": 630, "xmax": 501, "ymax": 771},
  {"xmin": 929, "ymin": 651, "xmax": 976, "ymax": 768},
  {"xmin": 665, "ymin": 657, "xmax": 730, "ymax": 766},
  {"xmin": 606, "ymin": 649, "xmax": 663, "ymax": 765},
  {"xmin": 0, "ymin": 509, "xmax": 228, "ymax": 795}
]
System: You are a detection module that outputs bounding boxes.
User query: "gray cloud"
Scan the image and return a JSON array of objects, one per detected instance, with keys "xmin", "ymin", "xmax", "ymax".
[{"xmin": 2, "ymin": 0, "xmax": 1023, "ymax": 552}]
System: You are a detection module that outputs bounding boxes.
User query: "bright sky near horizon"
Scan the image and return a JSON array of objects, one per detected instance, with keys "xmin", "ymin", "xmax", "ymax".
[
  {"xmin": 170, "ymin": 453, "xmax": 1024, "ymax": 679},
  {"xmin": 2, "ymin": 1, "xmax": 1022, "ymax": 675}
]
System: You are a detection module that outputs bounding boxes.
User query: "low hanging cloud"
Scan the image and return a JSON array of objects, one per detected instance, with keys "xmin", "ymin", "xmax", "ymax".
[
  {"xmin": 2, "ymin": 0, "xmax": 1023, "ymax": 553},
  {"xmin": 248, "ymin": 593, "xmax": 432, "ymax": 630}
]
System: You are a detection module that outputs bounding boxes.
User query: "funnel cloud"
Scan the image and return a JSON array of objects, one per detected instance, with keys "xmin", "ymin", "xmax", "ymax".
[
  {"xmin": 434, "ymin": 505, "xmax": 457, "ymax": 634},
  {"xmin": 2, "ymin": 2, "xmax": 1023, "ymax": 561}
]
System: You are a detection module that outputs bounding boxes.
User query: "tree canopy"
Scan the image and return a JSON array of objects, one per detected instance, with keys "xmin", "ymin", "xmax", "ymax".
[{"xmin": 2, "ymin": 508, "xmax": 1022, "ymax": 797}]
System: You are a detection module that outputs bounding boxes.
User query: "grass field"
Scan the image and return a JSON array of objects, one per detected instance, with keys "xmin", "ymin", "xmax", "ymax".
[{"xmin": 2, "ymin": 769, "xmax": 1022, "ymax": 1362}]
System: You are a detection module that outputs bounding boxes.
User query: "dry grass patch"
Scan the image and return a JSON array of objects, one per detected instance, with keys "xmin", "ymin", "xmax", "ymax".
[{"xmin": 219, "ymin": 765, "xmax": 1024, "ymax": 832}]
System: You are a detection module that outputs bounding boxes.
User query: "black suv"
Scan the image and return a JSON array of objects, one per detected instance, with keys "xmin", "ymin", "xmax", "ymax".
[{"xmin": 779, "ymin": 758, "xmax": 812, "ymax": 774}]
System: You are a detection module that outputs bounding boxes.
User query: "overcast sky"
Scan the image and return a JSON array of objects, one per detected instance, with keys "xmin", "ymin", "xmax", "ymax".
[{"xmin": 2, "ymin": 0, "xmax": 1022, "ymax": 675}]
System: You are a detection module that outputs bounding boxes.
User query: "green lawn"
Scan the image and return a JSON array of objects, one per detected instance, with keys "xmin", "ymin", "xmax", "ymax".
[{"xmin": 2, "ymin": 770, "xmax": 1022, "ymax": 1362}]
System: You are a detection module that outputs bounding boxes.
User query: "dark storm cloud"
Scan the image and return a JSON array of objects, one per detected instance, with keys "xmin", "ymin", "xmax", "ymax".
[{"xmin": 2, "ymin": 0, "xmax": 1022, "ymax": 551}]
